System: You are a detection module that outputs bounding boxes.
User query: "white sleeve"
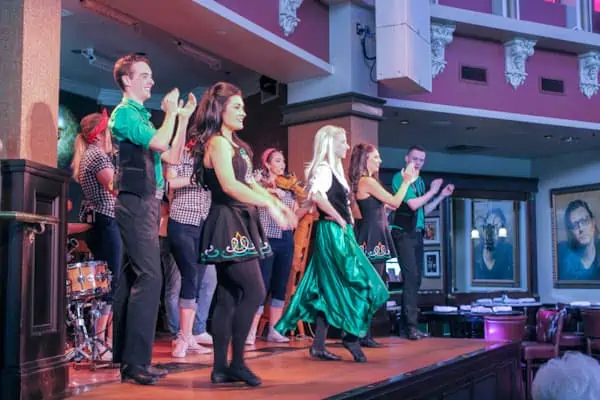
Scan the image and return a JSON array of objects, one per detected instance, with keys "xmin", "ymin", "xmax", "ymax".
[{"xmin": 308, "ymin": 163, "xmax": 332, "ymax": 199}]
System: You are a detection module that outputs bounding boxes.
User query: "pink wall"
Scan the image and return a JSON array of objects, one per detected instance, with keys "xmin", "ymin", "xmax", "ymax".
[
  {"xmin": 520, "ymin": 0, "xmax": 566, "ymax": 27},
  {"xmin": 379, "ymin": 37, "xmax": 600, "ymax": 123},
  {"xmin": 438, "ymin": 0, "xmax": 492, "ymax": 14},
  {"xmin": 215, "ymin": 0, "xmax": 329, "ymax": 61}
]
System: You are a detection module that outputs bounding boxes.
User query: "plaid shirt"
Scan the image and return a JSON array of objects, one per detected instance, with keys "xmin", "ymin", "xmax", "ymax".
[
  {"xmin": 169, "ymin": 151, "xmax": 211, "ymax": 226},
  {"xmin": 78, "ymin": 144, "xmax": 116, "ymax": 219},
  {"xmin": 259, "ymin": 190, "xmax": 295, "ymax": 239}
]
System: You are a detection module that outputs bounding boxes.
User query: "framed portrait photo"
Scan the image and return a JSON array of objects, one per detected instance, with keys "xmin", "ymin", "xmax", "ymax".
[
  {"xmin": 551, "ymin": 183, "xmax": 600, "ymax": 288},
  {"xmin": 470, "ymin": 199, "xmax": 520, "ymax": 287},
  {"xmin": 424, "ymin": 217, "xmax": 441, "ymax": 245},
  {"xmin": 424, "ymin": 250, "xmax": 441, "ymax": 278}
]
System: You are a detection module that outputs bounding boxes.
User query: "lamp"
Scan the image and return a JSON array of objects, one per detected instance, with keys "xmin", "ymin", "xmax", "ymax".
[
  {"xmin": 174, "ymin": 40, "xmax": 222, "ymax": 71},
  {"xmin": 80, "ymin": 0, "xmax": 140, "ymax": 31},
  {"xmin": 471, "ymin": 213, "xmax": 508, "ymax": 249}
]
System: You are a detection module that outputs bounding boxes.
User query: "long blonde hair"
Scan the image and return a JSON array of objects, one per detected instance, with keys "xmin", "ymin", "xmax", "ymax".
[
  {"xmin": 71, "ymin": 112, "xmax": 111, "ymax": 183},
  {"xmin": 305, "ymin": 125, "xmax": 349, "ymax": 188}
]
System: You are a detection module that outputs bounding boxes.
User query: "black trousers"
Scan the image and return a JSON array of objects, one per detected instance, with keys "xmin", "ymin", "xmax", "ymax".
[
  {"xmin": 391, "ymin": 230, "xmax": 424, "ymax": 329},
  {"xmin": 113, "ymin": 192, "xmax": 162, "ymax": 366}
]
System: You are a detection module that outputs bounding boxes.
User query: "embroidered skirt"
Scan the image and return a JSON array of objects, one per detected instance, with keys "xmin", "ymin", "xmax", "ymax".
[
  {"xmin": 199, "ymin": 204, "xmax": 272, "ymax": 264},
  {"xmin": 354, "ymin": 218, "xmax": 397, "ymax": 262}
]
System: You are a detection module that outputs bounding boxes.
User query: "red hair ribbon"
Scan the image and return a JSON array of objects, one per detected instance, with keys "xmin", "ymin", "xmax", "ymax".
[
  {"xmin": 87, "ymin": 109, "xmax": 108, "ymax": 143},
  {"xmin": 261, "ymin": 148, "xmax": 278, "ymax": 168},
  {"xmin": 185, "ymin": 138, "xmax": 198, "ymax": 152}
]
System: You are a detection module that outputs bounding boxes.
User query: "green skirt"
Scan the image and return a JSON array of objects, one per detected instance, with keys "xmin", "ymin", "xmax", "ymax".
[{"xmin": 274, "ymin": 221, "xmax": 389, "ymax": 338}]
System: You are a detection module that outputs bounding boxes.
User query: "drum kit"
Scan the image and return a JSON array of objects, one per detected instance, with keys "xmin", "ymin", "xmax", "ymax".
[{"xmin": 65, "ymin": 223, "xmax": 114, "ymax": 370}]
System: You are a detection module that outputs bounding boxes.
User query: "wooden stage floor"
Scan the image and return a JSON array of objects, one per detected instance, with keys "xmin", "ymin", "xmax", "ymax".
[{"xmin": 67, "ymin": 336, "xmax": 520, "ymax": 399}]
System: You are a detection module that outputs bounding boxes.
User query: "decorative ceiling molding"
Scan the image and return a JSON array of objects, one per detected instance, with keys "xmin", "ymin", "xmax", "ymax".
[
  {"xmin": 279, "ymin": 0, "xmax": 304, "ymax": 37},
  {"xmin": 431, "ymin": 23, "xmax": 455, "ymax": 78},
  {"xmin": 504, "ymin": 38, "xmax": 536, "ymax": 90},
  {"xmin": 578, "ymin": 51, "xmax": 600, "ymax": 99}
]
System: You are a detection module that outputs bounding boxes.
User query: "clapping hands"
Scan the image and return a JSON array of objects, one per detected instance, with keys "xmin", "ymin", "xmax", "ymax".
[
  {"xmin": 161, "ymin": 88, "xmax": 180, "ymax": 114},
  {"xmin": 178, "ymin": 93, "xmax": 197, "ymax": 119},
  {"xmin": 401, "ymin": 162, "xmax": 419, "ymax": 184}
]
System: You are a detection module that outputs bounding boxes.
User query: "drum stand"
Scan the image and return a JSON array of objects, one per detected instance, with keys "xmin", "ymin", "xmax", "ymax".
[{"xmin": 65, "ymin": 297, "xmax": 116, "ymax": 370}]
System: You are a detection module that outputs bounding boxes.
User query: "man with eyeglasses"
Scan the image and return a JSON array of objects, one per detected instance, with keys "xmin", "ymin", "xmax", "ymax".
[{"xmin": 557, "ymin": 199, "xmax": 600, "ymax": 281}]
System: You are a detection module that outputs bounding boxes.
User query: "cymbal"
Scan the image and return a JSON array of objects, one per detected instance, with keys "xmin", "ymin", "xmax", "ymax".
[{"xmin": 68, "ymin": 223, "xmax": 92, "ymax": 235}]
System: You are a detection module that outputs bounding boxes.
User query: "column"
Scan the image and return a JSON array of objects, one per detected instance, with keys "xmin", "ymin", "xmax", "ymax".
[
  {"xmin": 0, "ymin": 1, "xmax": 69, "ymax": 399},
  {"xmin": 287, "ymin": 1, "xmax": 378, "ymax": 103},
  {"xmin": 283, "ymin": 93, "xmax": 385, "ymax": 185}
]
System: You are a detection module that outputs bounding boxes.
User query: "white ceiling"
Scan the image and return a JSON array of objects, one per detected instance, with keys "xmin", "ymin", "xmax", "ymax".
[
  {"xmin": 60, "ymin": 0, "xmax": 260, "ymax": 96},
  {"xmin": 380, "ymin": 107, "xmax": 600, "ymax": 159}
]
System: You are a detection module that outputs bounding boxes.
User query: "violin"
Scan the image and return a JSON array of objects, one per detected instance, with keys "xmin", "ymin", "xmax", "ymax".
[{"xmin": 275, "ymin": 173, "xmax": 308, "ymax": 202}]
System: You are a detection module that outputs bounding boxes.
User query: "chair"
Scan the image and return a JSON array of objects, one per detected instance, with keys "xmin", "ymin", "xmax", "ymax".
[
  {"xmin": 581, "ymin": 308, "xmax": 600, "ymax": 357},
  {"xmin": 484, "ymin": 314, "xmax": 526, "ymax": 342},
  {"xmin": 521, "ymin": 308, "xmax": 565, "ymax": 400},
  {"xmin": 558, "ymin": 305, "xmax": 586, "ymax": 353}
]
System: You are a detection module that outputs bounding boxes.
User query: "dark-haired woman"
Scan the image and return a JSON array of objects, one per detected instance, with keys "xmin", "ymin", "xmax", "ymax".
[
  {"xmin": 348, "ymin": 143, "xmax": 415, "ymax": 347},
  {"xmin": 190, "ymin": 82, "xmax": 297, "ymax": 387},
  {"xmin": 247, "ymin": 148, "xmax": 307, "ymax": 345},
  {"xmin": 71, "ymin": 110, "xmax": 121, "ymax": 359}
]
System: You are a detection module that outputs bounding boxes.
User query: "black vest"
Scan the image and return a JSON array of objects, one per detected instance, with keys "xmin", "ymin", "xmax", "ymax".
[
  {"xmin": 391, "ymin": 178, "xmax": 423, "ymax": 233},
  {"xmin": 115, "ymin": 140, "xmax": 156, "ymax": 197}
]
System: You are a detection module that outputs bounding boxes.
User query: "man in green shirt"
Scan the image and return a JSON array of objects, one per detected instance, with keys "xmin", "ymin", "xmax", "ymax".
[
  {"xmin": 109, "ymin": 53, "xmax": 196, "ymax": 385},
  {"xmin": 390, "ymin": 146, "xmax": 454, "ymax": 340}
]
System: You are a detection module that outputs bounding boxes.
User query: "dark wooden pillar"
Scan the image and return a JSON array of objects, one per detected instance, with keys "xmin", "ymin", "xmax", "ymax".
[{"xmin": 0, "ymin": 159, "xmax": 69, "ymax": 399}]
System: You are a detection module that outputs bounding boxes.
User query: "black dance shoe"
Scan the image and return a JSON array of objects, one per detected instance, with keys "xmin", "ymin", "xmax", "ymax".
[
  {"xmin": 120, "ymin": 364, "xmax": 159, "ymax": 385},
  {"xmin": 145, "ymin": 365, "xmax": 169, "ymax": 378},
  {"xmin": 406, "ymin": 327, "xmax": 429, "ymax": 341},
  {"xmin": 210, "ymin": 368, "xmax": 242, "ymax": 384},
  {"xmin": 227, "ymin": 364, "xmax": 262, "ymax": 387},
  {"xmin": 309, "ymin": 346, "xmax": 342, "ymax": 361},
  {"xmin": 342, "ymin": 340, "xmax": 367, "ymax": 363},
  {"xmin": 360, "ymin": 337, "xmax": 383, "ymax": 348}
]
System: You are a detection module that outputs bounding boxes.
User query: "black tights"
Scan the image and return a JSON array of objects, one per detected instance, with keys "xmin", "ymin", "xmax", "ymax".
[
  {"xmin": 212, "ymin": 259, "xmax": 266, "ymax": 371},
  {"xmin": 312, "ymin": 312, "xmax": 358, "ymax": 350}
]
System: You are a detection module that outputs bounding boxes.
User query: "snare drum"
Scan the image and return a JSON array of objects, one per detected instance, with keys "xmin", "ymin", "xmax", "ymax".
[{"xmin": 66, "ymin": 261, "xmax": 111, "ymax": 299}]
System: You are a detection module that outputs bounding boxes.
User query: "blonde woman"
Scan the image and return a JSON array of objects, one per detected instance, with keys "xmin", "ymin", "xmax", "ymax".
[
  {"xmin": 275, "ymin": 125, "xmax": 389, "ymax": 363},
  {"xmin": 71, "ymin": 110, "xmax": 120, "ymax": 358}
]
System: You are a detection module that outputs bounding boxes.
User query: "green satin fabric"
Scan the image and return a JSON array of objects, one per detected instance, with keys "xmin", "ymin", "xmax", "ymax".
[{"xmin": 275, "ymin": 220, "xmax": 389, "ymax": 338}]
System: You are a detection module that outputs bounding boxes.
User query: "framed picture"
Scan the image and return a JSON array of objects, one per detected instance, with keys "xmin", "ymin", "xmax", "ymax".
[
  {"xmin": 471, "ymin": 199, "xmax": 520, "ymax": 287},
  {"xmin": 424, "ymin": 217, "xmax": 440, "ymax": 245},
  {"xmin": 424, "ymin": 250, "xmax": 441, "ymax": 278},
  {"xmin": 551, "ymin": 184, "xmax": 600, "ymax": 288}
]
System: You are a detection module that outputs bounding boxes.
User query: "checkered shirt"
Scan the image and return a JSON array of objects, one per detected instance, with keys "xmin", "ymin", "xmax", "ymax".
[
  {"xmin": 169, "ymin": 151, "xmax": 211, "ymax": 226},
  {"xmin": 259, "ymin": 190, "xmax": 295, "ymax": 239},
  {"xmin": 78, "ymin": 144, "xmax": 116, "ymax": 219}
]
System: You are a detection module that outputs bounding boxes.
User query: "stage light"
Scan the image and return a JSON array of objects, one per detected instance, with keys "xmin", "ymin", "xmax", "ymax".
[{"xmin": 174, "ymin": 40, "xmax": 222, "ymax": 71}]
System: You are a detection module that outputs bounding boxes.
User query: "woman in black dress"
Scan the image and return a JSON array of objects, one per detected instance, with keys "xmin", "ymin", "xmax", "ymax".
[
  {"xmin": 190, "ymin": 82, "xmax": 296, "ymax": 387},
  {"xmin": 349, "ymin": 143, "xmax": 416, "ymax": 347}
]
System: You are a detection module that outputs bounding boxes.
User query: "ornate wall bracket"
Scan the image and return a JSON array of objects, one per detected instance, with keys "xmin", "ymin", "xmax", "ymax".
[
  {"xmin": 279, "ymin": 0, "xmax": 304, "ymax": 37},
  {"xmin": 431, "ymin": 23, "xmax": 455, "ymax": 78},
  {"xmin": 504, "ymin": 38, "xmax": 536, "ymax": 89},
  {"xmin": 578, "ymin": 51, "xmax": 600, "ymax": 99}
]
